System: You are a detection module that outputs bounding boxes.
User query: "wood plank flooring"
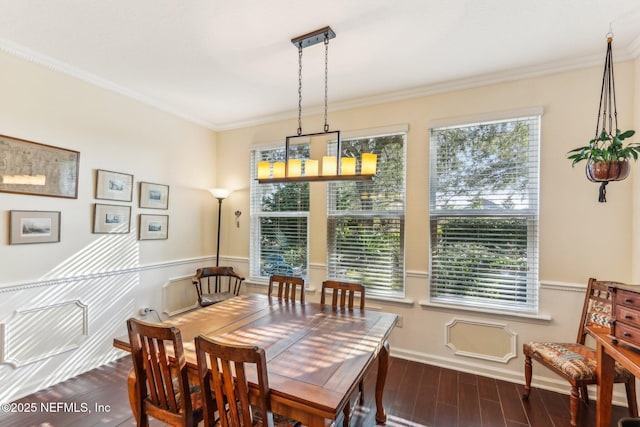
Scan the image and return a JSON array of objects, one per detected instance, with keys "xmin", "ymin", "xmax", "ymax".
[{"xmin": 0, "ymin": 356, "xmax": 632, "ymax": 426}]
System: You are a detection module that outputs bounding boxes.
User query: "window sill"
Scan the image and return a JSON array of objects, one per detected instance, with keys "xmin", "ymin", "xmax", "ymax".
[{"xmin": 419, "ymin": 300, "xmax": 552, "ymax": 322}]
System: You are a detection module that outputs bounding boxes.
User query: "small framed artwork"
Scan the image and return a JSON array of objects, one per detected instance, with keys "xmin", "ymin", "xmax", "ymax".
[
  {"xmin": 93, "ymin": 204, "xmax": 131, "ymax": 234},
  {"xmin": 139, "ymin": 214, "xmax": 169, "ymax": 240},
  {"xmin": 96, "ymin": 169, "xmax": 133, "ymax": 202},
  {"xmin": 139, "ymin": 182, "xmax": 169, "ymax": 209},
  {"xmin": 9, "ymin": 210, "xmax": 61, "ymax": 244}
]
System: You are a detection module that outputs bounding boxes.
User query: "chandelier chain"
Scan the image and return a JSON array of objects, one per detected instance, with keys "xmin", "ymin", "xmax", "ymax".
[
  {"xmin": 324, "ymin": 34, "xmax": 330, "ymax": 132},
  {"xmin": 297, "ymin": 43, "xmax": 303, "ymax": 136}
]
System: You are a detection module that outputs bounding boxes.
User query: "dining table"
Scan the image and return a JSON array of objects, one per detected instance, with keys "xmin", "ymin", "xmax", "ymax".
[{"xmin": 113, "ymin": 293, "xmax": 398, "ymax": 427}]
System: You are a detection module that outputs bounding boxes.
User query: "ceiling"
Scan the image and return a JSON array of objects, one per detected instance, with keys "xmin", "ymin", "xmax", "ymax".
[{"xmin": 1, "ymin": 0, "xmax": 639, "ymax": 131}]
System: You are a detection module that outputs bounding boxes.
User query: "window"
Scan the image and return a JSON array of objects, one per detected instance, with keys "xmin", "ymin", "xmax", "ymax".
[
  {"xmin": 429, "ymin": 113, "xmax": 540, "ymax": 312},
  {"xmin": 250, "ymin": 144, "xmax": 309, "ymax": 280},
  {"xmin": 327, "ymin": 132, "xmax": 406, "ymax": 296}
]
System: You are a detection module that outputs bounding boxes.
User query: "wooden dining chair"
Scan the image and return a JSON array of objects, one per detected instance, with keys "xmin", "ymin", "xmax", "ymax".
[
  {"xmin": 522, "ymin": 278, "xmax": 638, "ymax": 426},
  {"xmin": 320, "ymin": 280, "xmax": 366, "ymax": 426},
  {"xmin": 268, "ymin": 275, "xmax": 305, "ymax": 303},
  {"xmin": 194, "ymin": 335, "xmax": 301, "ymax": 427},
  {"xmin": 192, "ymin": 266, "xmax": 245, "ymax": 307},
  {"xmin": 127, "ymin": 318, "xmax": 204, "ymax": 427},
  {"xmin": 321, "ymin": 280, "xmax": 365, "ymax": 310}
]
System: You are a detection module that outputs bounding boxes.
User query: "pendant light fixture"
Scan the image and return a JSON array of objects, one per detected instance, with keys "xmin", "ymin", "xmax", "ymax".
[{"xmin": 257, "ymin": 26, "xmax": 377, "ymax": 184}]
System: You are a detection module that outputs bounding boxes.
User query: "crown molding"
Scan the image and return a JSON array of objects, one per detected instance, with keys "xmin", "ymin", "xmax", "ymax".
[
  {"xmin": 0, "ymin": 37, "xmax": 220, "ymax": 130},
  {"xmin": 1, "ymin": 36, "xmax": 637, "ymax": 133}
]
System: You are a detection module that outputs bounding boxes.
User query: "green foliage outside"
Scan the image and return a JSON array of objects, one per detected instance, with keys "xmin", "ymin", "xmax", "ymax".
[{"xmin": 430, "ymin": 120, "xmax": 536, "ymax": 307}]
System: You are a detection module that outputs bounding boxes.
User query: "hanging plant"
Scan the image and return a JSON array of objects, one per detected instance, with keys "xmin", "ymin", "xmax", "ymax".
[{"xmin": 566, "ymin": 32, "xmax": 637, "ymax": 202}]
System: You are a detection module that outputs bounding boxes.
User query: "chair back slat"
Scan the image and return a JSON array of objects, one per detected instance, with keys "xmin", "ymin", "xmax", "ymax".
[
  {"xmin": 195, "ymin": 336, "xmax": 274, "ymax": 427},
  {"xmin": 268, "ymin": 275, "xmax": 305, "ymax": 303},
  {"xmin": 127, "ymin": 318, "xmax": 196, "ymax": 424},
  {"xmin": 578, "ymin": 278, "xmax": 621, "ymax": 344},
  {"xmin": 321, "ymin": 280, "xmax": 365, "ymax": 310}
]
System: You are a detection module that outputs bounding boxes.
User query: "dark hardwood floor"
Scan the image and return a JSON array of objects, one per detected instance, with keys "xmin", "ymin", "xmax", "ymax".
[{"xmin": 0, "ymin": 356, "xmax": 632, "ymax": 427}]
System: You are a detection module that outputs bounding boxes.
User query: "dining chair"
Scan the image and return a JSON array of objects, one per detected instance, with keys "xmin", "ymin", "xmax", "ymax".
[
  {"xmin": 192, "ymin": 266, "xmax": 245, "ymax": 307},
  {"xmin": 522, "ymin": 277, "xmax": 638, "ymax": 426},
  {"xmin": 268, "ymin": 275, "xmax": 305, "ymax": 303},
  {"xmin": 320, "ymin": 280, "xmax": 365, "ymax": 310},
  {"xmin": 194, "ymin": 335, "xmax": 301, "ymax": 427},
  {"xmin": 127, "ymin": 318, "xmax": 204, "ymax": 427},
  {"xmin": 320, "ymin": 280, "xmax": 366, "ymax": 426}
]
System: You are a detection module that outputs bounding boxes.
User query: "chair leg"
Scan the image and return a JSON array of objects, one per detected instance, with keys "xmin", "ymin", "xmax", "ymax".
[
  {"xmin": 580, "ymin": 385, "xmax": 589, "ymax": 405},
  {"xmin": 523, "ymin": 354, "xmax": 532, "ymax": 400},
  {"xmin": 626, "ymin": 378, "xmax": 638, "ymax": 417},
  {"xmin": 569, "ymin": 386, "xmax": 580, "ymax": 427},
  {"xmin": 358, "ymin": 379, "xmax": 364, "ymax": 405},
  {"xmin": 343, "ymin": 404, "xmax": 351, "ymax": 427}
]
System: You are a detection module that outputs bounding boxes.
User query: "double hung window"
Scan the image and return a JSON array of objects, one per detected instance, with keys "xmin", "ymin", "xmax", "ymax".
[
  {"xmin": 429, "ymin": 113, "xmax": 540, "ymax": 312},
  {"xmin": 250, "ymin": 144, "xmax": 309, "ymax": 280},
  {"xmin": 327, "ymin": 132, "xmax": 406, "ymax": 296}
]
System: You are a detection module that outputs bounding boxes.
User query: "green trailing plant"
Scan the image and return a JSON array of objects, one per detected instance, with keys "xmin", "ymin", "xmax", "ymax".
[{"xmin": 567, "ymin": 129, "xmax": 638, "ymax": 166}]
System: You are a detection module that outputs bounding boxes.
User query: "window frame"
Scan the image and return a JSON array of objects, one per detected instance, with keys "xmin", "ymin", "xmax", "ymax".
[
  {"xmin": 326, "ymin": 130, "xmax": 407, "ymax": 297},
  {"xmin": 428, "ymin": 109, "xmax": 541, "ymax": 313},
  {"xmin": 249, "ymin": 143, "xmax": 310, "ymax": 281}
]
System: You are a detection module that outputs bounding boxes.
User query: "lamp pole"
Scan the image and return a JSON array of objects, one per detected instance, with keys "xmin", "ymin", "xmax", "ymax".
[
  {"xmin": 208, "ymin": 188, "xmax": 232, "ymax": 268},
  {"xmin": 215, "ymin": 196, "xmax": 223, "ymax": 267}
]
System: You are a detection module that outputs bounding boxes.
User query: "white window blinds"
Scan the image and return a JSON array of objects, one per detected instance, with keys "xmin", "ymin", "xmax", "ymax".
[
  {"xmin": 429, "ymin": 114, "xmax": 540, "ymax": 312},
  {"xmin": 250, "ymin": 144, "xmax": 309, "ymax": 280},
  {"xmin": 327, "ymin": 132, "xmax": 406, "ymax": 296}
]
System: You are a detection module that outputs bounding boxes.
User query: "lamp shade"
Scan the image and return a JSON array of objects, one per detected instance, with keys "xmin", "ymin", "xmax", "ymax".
[{"xmin": 209, "ymin": 188, "xmax": 232, "ymax": 199}]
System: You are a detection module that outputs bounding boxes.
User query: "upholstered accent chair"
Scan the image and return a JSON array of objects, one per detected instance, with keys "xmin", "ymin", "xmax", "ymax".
[{"xmin": 522, "ymin": 278, "xmax": 638, "ymax": 426}]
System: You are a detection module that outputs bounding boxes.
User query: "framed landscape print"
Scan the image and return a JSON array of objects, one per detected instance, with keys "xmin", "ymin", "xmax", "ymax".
[
  {"xmin": 139, "ymin": 182, "xmax": 169, "ymax": 209},
  {"xmin": 93, "ymin": 204, "xmax": 131, "ymax": 234},
  {"xmin": 10, "ymin": 210, "xmax": 61, "ymax": 244},
  {"xmin": 139, "ymin": 214, "xmax": 169, "ymax": 240},
  {"xmin": 0, "ymin": 134, "xmax": 79, "ymax": 199},
  {"xmin": 95, "ymin": 169, "xmax": 133, "ymax": 202}
]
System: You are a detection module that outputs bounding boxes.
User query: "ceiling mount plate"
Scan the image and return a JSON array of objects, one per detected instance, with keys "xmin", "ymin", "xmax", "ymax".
[{"xmin": 291, "ymin": 26, "xmax": 336, "ymax": 48}]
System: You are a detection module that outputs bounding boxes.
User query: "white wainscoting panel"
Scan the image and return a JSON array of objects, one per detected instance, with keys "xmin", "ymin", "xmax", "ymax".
[
  {"xmin": 445, "ymin": 318, "xmax": 517, "ymax": 363},
  {"xmin": 1, "ymin": 300, "xmax": 88, "ymax": 367},
  {"xmin": 163, "ymin": 275, "xmax": 198, "ymax": 316}
]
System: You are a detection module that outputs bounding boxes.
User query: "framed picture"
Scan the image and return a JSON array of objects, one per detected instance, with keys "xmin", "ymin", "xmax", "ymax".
[
  {"xmin": 139, "ymin": 182, "xmax": 169, "ymax": 209},
  {"xmin": 95, "ymin": 169, "xmax": 133, "ymax": 202},
  {"xmin": 9, "ymin": 210, "xmax": 61, "ymax": 244},
  {"xmin": 0, "ymin": 134, "xmax": 79, "ymax": 199},
  {"xmin": 93, "ymin": 204, "xmax": 131, "ymax": 234},
  {"xmin": 139, "ymin": 214, "xmax": 169, "ymax": 240}
]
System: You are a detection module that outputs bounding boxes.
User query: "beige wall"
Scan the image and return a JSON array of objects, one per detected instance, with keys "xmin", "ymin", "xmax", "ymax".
[{"xmin": 0, "ymin": 51, "xmax": 218, "ymax": 402}]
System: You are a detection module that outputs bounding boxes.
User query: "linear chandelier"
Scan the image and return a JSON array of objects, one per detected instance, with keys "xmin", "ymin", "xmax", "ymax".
[{"xmin": 257, "ymin": 26, "xmax": 377, "ymax": 184}]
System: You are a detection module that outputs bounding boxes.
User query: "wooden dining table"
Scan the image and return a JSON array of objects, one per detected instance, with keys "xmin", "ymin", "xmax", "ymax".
[
  {"xmin": 588, "ymin": 326, "xmax": 640, "ymax": 427},
  {"xmin": 113, "ymin": 293, "xmax": 398, "ymax": 427}
]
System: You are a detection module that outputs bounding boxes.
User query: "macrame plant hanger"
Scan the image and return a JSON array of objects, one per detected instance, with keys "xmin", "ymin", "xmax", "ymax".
[{"xmin": 587, "ymin": 30, "xmax": 629, "ymax": 202}]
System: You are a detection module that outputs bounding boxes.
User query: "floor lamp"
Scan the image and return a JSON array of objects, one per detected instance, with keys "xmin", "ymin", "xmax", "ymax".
[{"xmin": 209, "ymin": 188, "xmax": 232, "ymax": 268}]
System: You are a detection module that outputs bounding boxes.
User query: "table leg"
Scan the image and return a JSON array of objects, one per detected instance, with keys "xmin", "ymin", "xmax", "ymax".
[
  {"xmin": 596, "ymin": 341, "xmax": 614, "ymax": 427},
  {"xmin": 375, "ymin": 340, "xmax": 390, "ymax": 424}
]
